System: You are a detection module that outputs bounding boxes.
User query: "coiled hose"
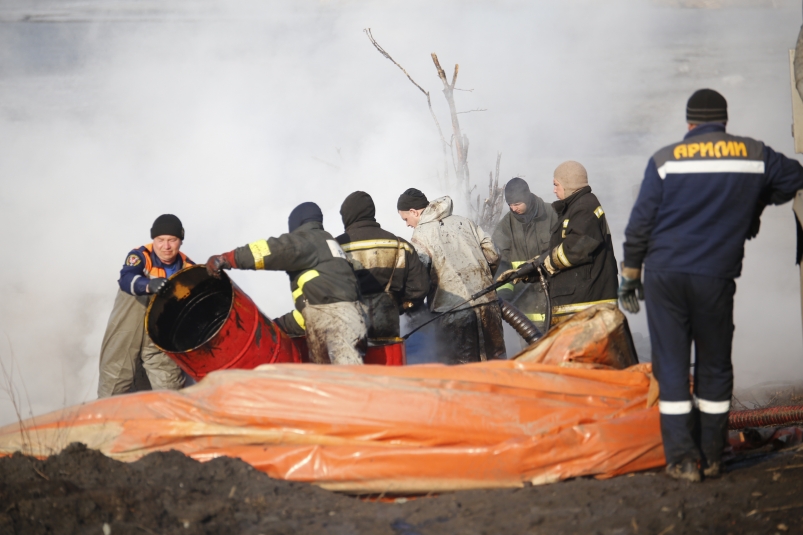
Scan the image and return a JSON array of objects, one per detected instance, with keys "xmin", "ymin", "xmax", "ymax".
[
  {"xmin": 499, "ymin": 300, "xmax": 542, "ymax": 345},
  {"xmin": 728, "ymin": 405, "xmax": 803, "ymax": 430}
]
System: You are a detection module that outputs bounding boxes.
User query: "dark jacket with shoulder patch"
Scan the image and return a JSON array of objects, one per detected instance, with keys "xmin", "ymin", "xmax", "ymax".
[
  {"xmin": 624, "ymin": 123, "xmax": 803, "ymax": 279},
  {"xmin": 231, "ymin": 221, "xmax": 360, "ymax": 333},
  {"xmin": 546, "ymin": 186, "xmax": 619, "ymax": 315}
]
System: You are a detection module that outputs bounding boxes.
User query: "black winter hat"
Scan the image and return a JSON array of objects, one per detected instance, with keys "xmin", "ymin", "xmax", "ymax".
[
  {"xmin": 288, "ymin": 202, "xmax": 323, "ymax": 233},
  {"xmin": 686, "ymin": 89, "xmax": 728, "ymax": 124},
  {"xmin": 151, "ymin": 214, "xmax": 184, "ymax": 240},
  {"xmin": 340, "ymin": 191, "xmax": 376, "ymax": 229},
  {"xmin": 504, "ymin": 177, "xmax": 531, "ymax": 205},
  {"xmin": 396, "ymin": 188, "xmax": 429, "ymax": 211}
]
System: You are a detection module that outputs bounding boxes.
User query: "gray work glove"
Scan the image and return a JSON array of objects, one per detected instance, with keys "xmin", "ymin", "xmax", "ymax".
[
  {"xmin": 618, "ymin": 268, "xmax": 644, "ymax": 314},
  {"xmin": 148, "ymin": 277, "xmax": 170, "ymax": 295}
]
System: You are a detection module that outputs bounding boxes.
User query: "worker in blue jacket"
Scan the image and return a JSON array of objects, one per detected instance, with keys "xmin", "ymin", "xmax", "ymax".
[
  {"xmin": 620, "ymin": 89, "xmax": 803, "ymax": 481},
  {"xmin": 98, "ymin": 214, "xmax": 192, "ymax": 397}
]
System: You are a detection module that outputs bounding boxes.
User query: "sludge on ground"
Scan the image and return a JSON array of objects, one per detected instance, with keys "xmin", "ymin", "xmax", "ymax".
[{"xmin": 1, "ymin": 442, "xmax": 802, "ymax": 535}]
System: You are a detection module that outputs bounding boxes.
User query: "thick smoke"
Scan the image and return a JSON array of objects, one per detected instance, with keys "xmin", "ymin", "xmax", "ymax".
[{"xmin": 0, "ymin": 0, "xmax": 801, "ymax": 424}]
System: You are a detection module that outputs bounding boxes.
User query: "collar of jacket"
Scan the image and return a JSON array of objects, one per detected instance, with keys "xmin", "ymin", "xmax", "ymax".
[
  {"xmin": 418, "ymin": 196, "xmax": 453, "ymax": 225},
  {"xmin": 293, "ymin": 220, "xmax": 324, "ymax": 233},
  {"xmin": 345, "ymin": 220, "xmax": 381, "ymax": 232},
  {"xmin": 684, "ymin": 122, "xmax": 726, "ymax": 140},
  {"xmin": 552, "ymin": 186, "xmax": 591, "ymax": 216}
]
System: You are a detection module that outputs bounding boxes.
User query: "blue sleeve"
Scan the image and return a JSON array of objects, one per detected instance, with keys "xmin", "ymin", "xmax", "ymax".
[
  {"xmin": 623, "ymin": 158, "xmax": 664, "ymax": 269},
  {"xmin": 763, "ymin": 145, "xmax": 803, "ymax": 206},
  {"xmin": 117, "ymin": 249, "xmax": 150, "ymax": 296}
]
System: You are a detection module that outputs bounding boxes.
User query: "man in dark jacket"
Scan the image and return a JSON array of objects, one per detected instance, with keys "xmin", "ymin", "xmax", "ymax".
[
  {"xmin": 493, "ymin": 177, "xmax": 558, "ymax": 337},
  {"xmin": 541, "ymin": 161, "xmax": 619, "ymax": 322},
  {"xmin": 620, "ymin": 89, "xmax": 803, "ymax": 481},
  {"xmin": 336, "ymin": 191, "xmax": 430, "ymax": 339},
  {"xmin": 206, "ymin": 202, "xmax": 367, "ymax": 365}
]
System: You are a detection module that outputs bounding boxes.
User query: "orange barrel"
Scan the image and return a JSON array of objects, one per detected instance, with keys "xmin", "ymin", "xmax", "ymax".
[
  {"xmin": 289, "ymin": 336, "xmax": 406, "ymax": 365},
  {"xmin": 146, "ymin": 265, "xmax": 303, "ymax": 381}
]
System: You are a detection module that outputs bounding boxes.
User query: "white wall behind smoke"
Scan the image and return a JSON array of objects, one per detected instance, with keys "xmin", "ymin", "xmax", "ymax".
[{"xmin": 0, "ymin": 0, "xmax": 801, "ymax": 425}]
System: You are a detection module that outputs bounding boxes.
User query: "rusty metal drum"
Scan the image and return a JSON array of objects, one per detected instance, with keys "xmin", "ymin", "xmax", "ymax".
[{"xmin": 146, "ymin": 265, "xmax": 303, "ymax": 381}]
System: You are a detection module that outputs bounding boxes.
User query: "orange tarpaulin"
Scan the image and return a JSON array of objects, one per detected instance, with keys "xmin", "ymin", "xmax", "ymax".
[{"xmin": 0, "ymin": 361, "xmax": 664, "ymax": 493}]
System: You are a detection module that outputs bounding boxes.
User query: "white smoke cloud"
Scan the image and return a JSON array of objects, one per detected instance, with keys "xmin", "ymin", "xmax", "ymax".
[{"xmin": 1, "ymin": 0, "xmax": 802, "ymax": 424}]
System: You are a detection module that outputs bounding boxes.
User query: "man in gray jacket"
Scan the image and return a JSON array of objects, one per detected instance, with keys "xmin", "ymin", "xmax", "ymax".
[
  {"xmin": 397, "ymin": 188, "xmax": 506, "ymax": 364},
  {"xmin": 493, "ymin": 177, "xmax": 557, "ymax": 338}
]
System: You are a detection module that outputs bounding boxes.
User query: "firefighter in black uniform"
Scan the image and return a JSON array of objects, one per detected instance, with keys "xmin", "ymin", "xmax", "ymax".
[
  {"xmin": 538, "ymin": 161, "xmax": 618, "ymax": 322},
  {"xmin": 493, "ymin": 177, "xmax": 558, "ymax": 338},
  {"xmin": 620, "ymin": 89, "xmax": 803, "ymax": 481},
  {"xmin": 206, "ymin": 202, "xmax": 367, "ymax": 365},
  {"xmin": 336, "ymin": 191, "xmax": 430, "ymax": 339}
]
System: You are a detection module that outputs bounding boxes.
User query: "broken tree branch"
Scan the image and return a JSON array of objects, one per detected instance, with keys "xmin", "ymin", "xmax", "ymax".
[{"xmin": 364, "ymin": 29, "xmax": 451, "ymax": 161}]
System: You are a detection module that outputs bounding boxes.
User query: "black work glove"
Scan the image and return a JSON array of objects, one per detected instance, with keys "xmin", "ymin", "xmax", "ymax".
[
  {"xmin": 206, "ymin": 254, "xmax": 233, "ymax": 279},
  {"xmin": 618, "ymin": 274, "xmax": 644, "ymax": 314},
  {"xmin": 747, "ymin": 202, "xmax": 766, "ymax": 240},
  {"xmin": 147, "ymin": 277, "xmax": 170, "ymax": 295}
]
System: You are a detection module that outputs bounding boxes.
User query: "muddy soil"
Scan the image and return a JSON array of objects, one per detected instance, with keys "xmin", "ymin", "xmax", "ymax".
[{"xmin": 1, "ymin": 442, "xmax": 802, "ymax": 535}]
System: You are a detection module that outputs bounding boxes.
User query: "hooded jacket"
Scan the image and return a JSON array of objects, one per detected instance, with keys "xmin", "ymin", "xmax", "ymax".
[
  {"xmin": 411, "ymin": 196, "xmax": 499, "ymax": 312},
  {"xmin": 336, "ymin": 195, "xmax": 429, "ymax": 309},
  {"xmin": 546, "ymin": 186, "xmax": 619, "ymax": 317},
  {"xmin": 230, "ymin": 221, "xmax": 360, "ymax": 330},
  {"xmin": 492, "ymin": 193, "xmax": 558, "ymax": 320}
]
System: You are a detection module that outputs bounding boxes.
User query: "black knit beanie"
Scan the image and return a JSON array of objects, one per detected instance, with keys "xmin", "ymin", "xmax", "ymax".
[
  {"xmin": 396, "ymin": 188, "xmax": 429, "ymax": 211},
  {"xmin": 288, "ymin": 202, "xmax": 323, "ymax": 233},
  {"xmin": 151, "ymin": 214, "xmax": 184, "ymax": 240},
  {"xmin": 504, "ymin": 177, "xmax": 531, "ymax": 205},
  {"xmin": 686, "ymin": 89, "xmax": 728, "ymax": 124}
]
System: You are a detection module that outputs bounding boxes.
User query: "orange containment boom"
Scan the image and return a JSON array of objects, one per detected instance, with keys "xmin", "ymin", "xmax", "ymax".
[{"xmin": 0, "ymin": 360, "xmax": 664, "ymax": 493}]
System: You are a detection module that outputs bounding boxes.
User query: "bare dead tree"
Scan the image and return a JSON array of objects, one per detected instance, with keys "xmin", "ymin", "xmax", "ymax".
[
  {"xmin": 364, "ymin": 29, "xmax": 506, "ymax": 232},
  {"xmin": 476, "ymin": 153, "xmax": 505, "ymax": 231}
]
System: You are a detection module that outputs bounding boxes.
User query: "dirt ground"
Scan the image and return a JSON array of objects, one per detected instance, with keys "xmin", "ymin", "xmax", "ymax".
[{"xmin": 1, "ymin": 439, "xmax": 802, "ymax": 535}]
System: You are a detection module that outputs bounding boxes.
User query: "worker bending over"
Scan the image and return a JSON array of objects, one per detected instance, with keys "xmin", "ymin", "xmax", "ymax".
[
  {"xmin": 493, "ymin": 177, "xmax": 557, "ymax": 339},
  {"xmin": 537, "ymin": 161, "xmax": 618, "ymax": 323},
  {"xmin": 206, "ymin": 202, "xmax": 367, "ymax": 365},
  {"xmin": 98, "ymin": 214, "xmax": 190, "ymax": 397},
  {"xmin": 336, "ymin": 191, "xmax": 430, "ymax": 339},
  {"xmin": 620, "ymin": 89, "xmax": 803, "ymax": 481},
  {"xmin": 398, "ymin": 188, "xmax": 506, "ymax": 363}
]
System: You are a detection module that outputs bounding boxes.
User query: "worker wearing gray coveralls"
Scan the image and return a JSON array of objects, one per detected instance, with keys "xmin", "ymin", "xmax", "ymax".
[{"xmin": 97, "ymin": 215, "xmax": 190, "ymax": 397}]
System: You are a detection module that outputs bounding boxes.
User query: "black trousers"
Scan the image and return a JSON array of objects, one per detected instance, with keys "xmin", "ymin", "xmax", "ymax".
[{"xmin": 645, "ymin": 270, "xmax": 735, "ymax": 466}]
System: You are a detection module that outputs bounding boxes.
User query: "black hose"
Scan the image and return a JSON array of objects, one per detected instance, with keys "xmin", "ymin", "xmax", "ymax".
[
  {"xmin": 499, "ymin": 300, "xmax": 542, "ymax": 344},
  {"xmin": 538, "ymin": 266, "xmax": 552, "ymax": 333}
]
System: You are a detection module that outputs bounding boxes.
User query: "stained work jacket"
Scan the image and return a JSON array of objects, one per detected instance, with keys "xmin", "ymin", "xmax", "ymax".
[
  {"xmin": 336, "ymin": 220, "xmax": 429, "ymax": 309},
  {"xmin": 624, "ymin": 123, "xmax": 803, "ymax": 278},
  {"xmin": 411, "ymin": 196, "xmax": 499, "ymax": 312},
  {"xmin": 492, "ymin": 193, "xmax": 558, "ymax": 322},
  {"xmin": 231, "ymin": 221, "xmax": 361, "ymax": 330},
  {"xmin": 546, "ymin": 186, "xmax": 619, "ymax": 318},
  {"xmin": 118, "ymin": 244, "xmax": 192, "ymax": 296}
]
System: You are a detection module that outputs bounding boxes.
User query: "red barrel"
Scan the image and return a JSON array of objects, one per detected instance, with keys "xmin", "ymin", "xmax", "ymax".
[
  {"xmin": 290, "ymin": 336, "xmax": 406, "ymax": 365},
  {"xmin": 146, "ymin": 265, "xmax": 303, "ymax": 381}
]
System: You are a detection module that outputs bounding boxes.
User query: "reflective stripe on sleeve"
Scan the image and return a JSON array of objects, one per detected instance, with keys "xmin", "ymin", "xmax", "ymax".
[
  {"xmin": 248, "ymin": 240, "xmax": 271, "ymax": 270},
  {"xmin": 657, "ymin": 159, "xmax": 765, "ymax": 179},
  {"xmin": 659, "ymin": 400, "xmax": 693, "ymax": 415},
  {"xmin": 556, "ymin": 243, "xmax": 572, "ymax": 269},
  {"xmin": 130, "ymin": 275, "xmax": 142, "ymax": 295},
  {"xmin": 511, "ymin": 261, "xmax": 525, "ymax": 268},
  {"xmin": 292, "ymin": 309, "xmax": 306, "ymax": 330},
  {"xmin": 526, "ymin": 313, "xmax": 546, "ymax": 322},
  {"xmin": 291, "ymin": 269, "xmax": 320, "ymax": 300},
  {"xmin": 694, "ymin": 396, "xmax": 731, "ymax": 414}
]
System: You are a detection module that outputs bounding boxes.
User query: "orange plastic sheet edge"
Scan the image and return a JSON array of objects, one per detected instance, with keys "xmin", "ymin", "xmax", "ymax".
[{"xmin": 0, "ymin": 361, "xmax": 664, "ymax": 493}]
